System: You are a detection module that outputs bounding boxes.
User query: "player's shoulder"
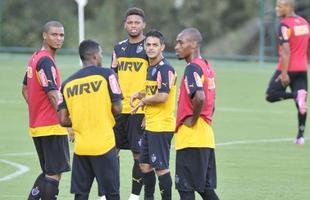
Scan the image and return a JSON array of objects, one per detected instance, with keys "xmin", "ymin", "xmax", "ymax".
[
  {"xmin": 114, "ymin": 39, "xmax": 129, "ymax": 48},
  {"xmin": 158, "ymin": 58, "xmax": 174, "ymax": 72}
]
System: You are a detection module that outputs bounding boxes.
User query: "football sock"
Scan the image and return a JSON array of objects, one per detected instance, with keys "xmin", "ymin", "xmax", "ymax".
[
  {"xmin": 297, "ymin": 111, "xmax": 306, "ymax": 138},
  {"xmin": 143, "ymin": 170, "xmax": 156, "ymax": 199},
  {"xmin": 105, "ymin": 194, "xmax": 120, "ymax": 200},
  {"xmin": 28, "ymin": 173, "xmax": 45, "ymax": 200},
  {"xmin": 158, "ymin": 172, "xmax": 172, "ymax": 200},
  {"xmin": 131, "ymin": 159, "xmax": 143, "ymax": 195},
  {"xmin": 41, "ymin": 176, "xmax": 59, "ymax": 200},
  {"xmin": 179, "ymin": 191, "xmax": 195, "ymax": 200},
  {"xmin": 198, "ymin": 189, "xmax": 219, "ymax": 200},
  {"xmin": 74, "ymin": 194, "xmax": 89, "ymax": 200},
  {"xmin": 128, "ymin": 194, "xmax": 139, "ymax": 200}
]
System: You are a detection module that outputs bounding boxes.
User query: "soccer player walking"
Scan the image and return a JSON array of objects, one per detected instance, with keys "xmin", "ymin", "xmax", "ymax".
[
  {"xmin": 174, "ymin": 28, "xmax": 220, "ymax": 200},
  {"xmin": 266, "ymin": 0, "xmax": 309, "ymax": 145},
  {"xmin": 130, "ymin": 30, "xmax": 176, "ymax": 200},
  {"xmin": 111, "ymin": 7, "xmax": 153, "ymax": 200},
  {"xmin": 22, "ymin": 21, "xmax": 70, "ymax": 200},
  {"xmin": 58, "ymin": 40, "xmax": 123, "ymax": 200}
]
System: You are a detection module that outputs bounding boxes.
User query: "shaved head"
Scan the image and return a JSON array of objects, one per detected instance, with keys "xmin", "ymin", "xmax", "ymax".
[
  {"xmin": 278, "ymin": 0, "xmax": 295, "ymax": 7},
  {"xmin": 180, "ymin": 28, "xmax": 203, "ymax": 46},
  {"xmin": 43, "ymin": 21, "xmax": 63, "ymax": 33}
]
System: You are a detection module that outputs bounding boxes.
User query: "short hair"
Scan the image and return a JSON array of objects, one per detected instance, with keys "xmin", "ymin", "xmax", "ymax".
[
  {"xmin": 43, "ymin": 21, "xmax": 63, "ymax": 33},
  {"xmin": 125, "ymin": 7, "xmax": 145, "ymax": 21},
  {"xmin": 282, "ymin": 0, "xmax": 295, "ymax": 7},
  {"xmin": 182, "ymin": 27, "xmax": 203, "ymax": 46},
  {"xmin": 79, "ymin": 40, "xmax": 100, "ymax": 61},
  {"xmin": 145, "ymin": 29, "xmax": 165, "ymax": 44}
]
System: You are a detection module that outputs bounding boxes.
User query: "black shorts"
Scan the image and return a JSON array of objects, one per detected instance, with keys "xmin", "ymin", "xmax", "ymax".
[
  {"xmin": 33, "ymin": 135, "xmax": 70, "ymax": 175},
  {"xmin": 71, "ymin": 147, "xmax": 119, "ymax": 197},
  {"xmin": 139, "ymin": 130, "xmax": 174, "ymax": 170},
  {"xmin": 175, "ymin": 148, "xmax": 217, "ymax": 192},
  {"xmin": 113, "ymin": 113, "xmax": 144, "ymax": 152},
  {"xmin": 267, "ymin": 70, "xmax": 308, "ymax": 94}
]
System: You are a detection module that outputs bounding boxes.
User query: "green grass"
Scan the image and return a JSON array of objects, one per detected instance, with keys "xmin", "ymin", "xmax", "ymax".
[{"xmin": 0, "ymin": 53, "xmax": 309, "ymax": 199}]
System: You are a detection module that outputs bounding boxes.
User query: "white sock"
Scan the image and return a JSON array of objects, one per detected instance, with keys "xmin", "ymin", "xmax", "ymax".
[
  {"xmin": 128, "ymin": 193, "xmax": 140, "ymax": 200},
  {"xmin": 99, "ymin": 196, "xmax": 107, "ymax": 200}
]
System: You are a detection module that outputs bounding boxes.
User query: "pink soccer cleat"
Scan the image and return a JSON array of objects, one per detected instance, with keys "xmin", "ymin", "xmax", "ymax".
[
  {"xmin": 295, "ymin": 137, "xmax": 305, "ymax": 145},
  {"xmin": 296, "ymin": 89, "xmax": 307, "ymax": 114}
]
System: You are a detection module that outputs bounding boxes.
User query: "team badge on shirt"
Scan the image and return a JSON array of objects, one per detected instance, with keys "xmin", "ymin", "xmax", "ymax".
[
  {"xmin": 136, "ymin": 44, "xmax": 144, "ymax": 54},
  {"xmin": 151, "ymin": 153, "xmax": 157, "ymax": 163}
]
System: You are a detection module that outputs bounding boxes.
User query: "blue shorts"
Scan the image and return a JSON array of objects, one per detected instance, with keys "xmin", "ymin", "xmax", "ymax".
[
  {"xmin": 113, "ymin": 114, "xmax": 144, "ymax": 153},
  {"xmin": 70, "ymin": 147, "xmax": 119, "ymax": 196},
  {"xmin": 139, "ymin": 130, "xmax": 174, "ymax": 170},
  {"xmin": 33, "ymin": 135, "xmax": 70, "ymax": 175},
  {"xmin": 175, "ymin": 148, "xmax": 217, "ymax": 192}
]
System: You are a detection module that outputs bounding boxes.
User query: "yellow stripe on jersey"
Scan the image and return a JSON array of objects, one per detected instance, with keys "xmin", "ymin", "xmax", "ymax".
[
  {"xmin": 63, "ymin": 75, "xmax": 115, "ymax": 155},
  {"xmin": 29, "ymin": 124, "xmax": 67, "ymax": 137},
  {"xmin": 175, "ymin": 117, "xmax": 215, "ymax": 150},
  {"xmin": 117, "ymin": 57, "xmax": 148, "ymax": 113},
  {"xmin": 144, "ymin": 80, "xmax": 176, "ymax": 132}
]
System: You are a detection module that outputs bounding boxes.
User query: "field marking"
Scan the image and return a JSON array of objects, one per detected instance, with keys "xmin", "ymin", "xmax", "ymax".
[
  {"xmin": 0, "ymin": 159, "xmax": 30, "ymax": 181},
  {"xmin": 0, "ymin": 99, "xmax": 294, "ymax": 114},
  {"xmin": 0, "ymin": 137, "xmax": 307, "ymax": 158},
  {"xmin": 217, "ymin": 137, "xmax": 308, "ymax": 146}
]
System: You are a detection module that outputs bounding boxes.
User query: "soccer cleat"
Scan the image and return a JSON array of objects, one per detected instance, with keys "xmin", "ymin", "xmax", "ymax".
[
  {"xmin": 295, "ymin": 137, "xmax": 305, "ymax": 145},
  {"xmin": 296, "ymin": 89, "xmax": 307, "ymax": 114}
]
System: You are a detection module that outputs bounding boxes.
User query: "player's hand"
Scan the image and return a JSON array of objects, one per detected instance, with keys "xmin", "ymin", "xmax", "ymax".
[
  {"xmin": 130, "ymin": 92, "xmax": 141, "ymax": 108},
  {"xmin": 130, "ymin": 99, "xmax": 144, "ymax": 114},
  {"xmin": 67, "ymin": 128, "xmax": 75, "ymax": 142},
  {"xmin": 276, "ymin": 72, "xmax": 290, "ymax": 87},
  {"xmin": 141, "ymin": 117, "xmax": 145, "ymax": 129},
  {"xmin": 182, "ymin": 116, "xmax": 195, "ymax": 127}
]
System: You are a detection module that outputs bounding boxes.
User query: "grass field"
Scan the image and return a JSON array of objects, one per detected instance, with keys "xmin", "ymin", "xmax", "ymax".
[{"xmin": 0, "ymin": 53, "xmax": 309, "ymax": 200}]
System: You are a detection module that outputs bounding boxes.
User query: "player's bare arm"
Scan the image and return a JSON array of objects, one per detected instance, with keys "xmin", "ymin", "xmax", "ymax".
[
  {"xmin": 22, "ymin": 85, "xmax": 28, "ymax": 104},
  {"xmin": 131, "ymin": 92, "xmax": 168, "ymax": 114},
  {"xmin": 183, "ymin": 90, "xmax": 205, "ymax": 127},
  {"xmin": 47, "ymin": 89, "xmax": 60, "ymax": 111},
  {"xmin": 130, "ymin": 91, "xmax": 146, "ymax": 108},
  {"xmin": 112, "ymin": 100, "xmax": 122, "ymax": 116},
  {"xmin": 58, "ymin": 108, "xmax": 72, "ymax": 127},
  {"xmin": 276, "ymin": 43, "xmax": 290, "ymax": 86}
]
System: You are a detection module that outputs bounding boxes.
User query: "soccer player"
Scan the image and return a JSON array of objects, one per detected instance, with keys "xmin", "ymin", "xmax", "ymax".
[
  {"xmin": 111, "ymin": 7, "xmax": 154, "ymax": 200},
  {"xmin": 58, "ymin": 40, "xmax": 123, "ymax": 200},
  {"xmin": 21, "ymin": 21, "xmax": 70, "ymax": 200},
  {"xmin": 130, "ymin": 30, "xmax": 176, "ymax": 200},
  {"xmin": 174, "ymin": 28, "xmax": 220, "ymax": 200},
  {"xmin": 265, "ymin": 0, "xmax": 309, "ymax": 145}
]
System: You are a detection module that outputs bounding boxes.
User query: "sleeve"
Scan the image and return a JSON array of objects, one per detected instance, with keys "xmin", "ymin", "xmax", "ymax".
[
  {"xmin": 36, "ymin": 56, "xmax": 58, "ymax": 93},
  {"xmin": 22, "ymin": 72, "xmax": 27, "ymax": 85},
  {"xmin": 184, "ymin": 64, "xmax": 203, "ymax": 98},
  {"xmin": 111, "ymin": 49, "xmax": 118, "ymax": 73},
  {"xmin": 157, "ymin": 65, "xmax": 175, "ymax": 94},
  {"xmin": 278, "ymin": 23, "xmax": 290, "ymax": 45},
  {"xmin": 57, "ymin": 84, "xmax": 67, "ymax": 111},
  {"xmin": 106, "ymin": 70, "xmax": 123, "ymax": 102}
]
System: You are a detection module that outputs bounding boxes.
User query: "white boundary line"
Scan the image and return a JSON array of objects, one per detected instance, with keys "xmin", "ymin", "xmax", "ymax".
[
  {"xmin": 216, "ymin": 137, "xmax": 306, "ymax": 146},
  {"xmin": 1, "ymin": 137, "xmax": 307, "ymax": 158},
  {"xmin": 0, "ymin": 159, "xmax": 30, "ymax": 181}
]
